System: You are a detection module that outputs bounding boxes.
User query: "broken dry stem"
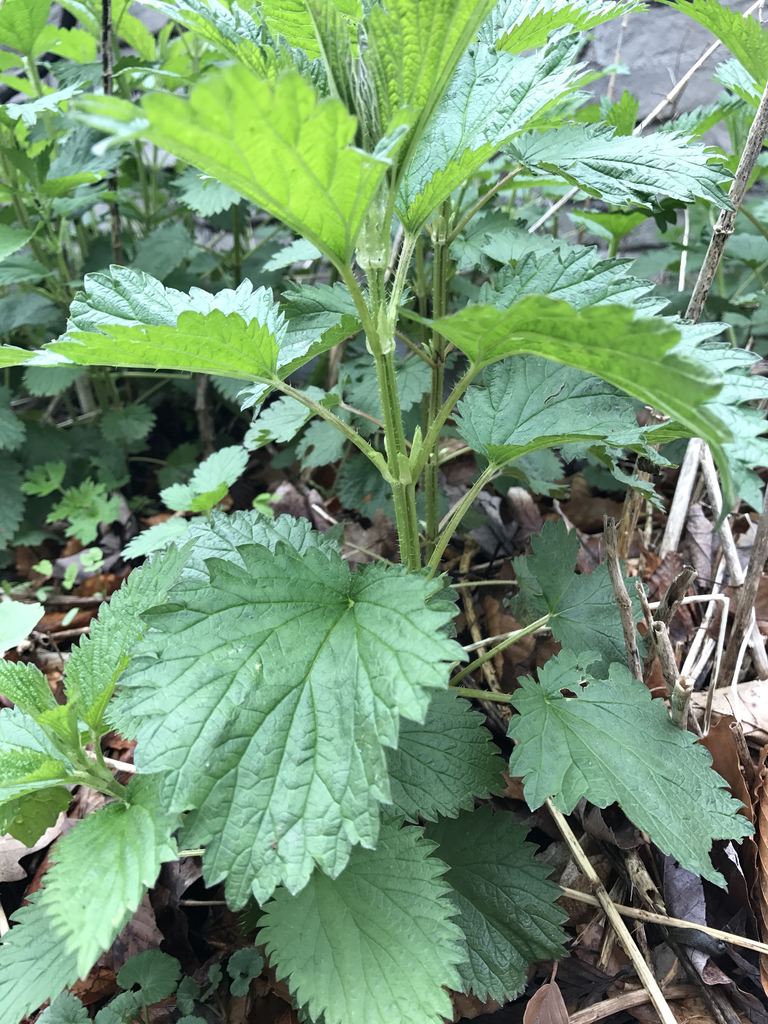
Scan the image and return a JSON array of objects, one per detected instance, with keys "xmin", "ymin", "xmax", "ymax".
[
  {"xmin": 546, "ymin": 799, "xmax": 678, "ymax": 1024},
  {"xmin": 651, "ymin": 620, "xmax": 680, "ymax": 698},
  {"xmin": 604, "ymin": 517, "xmax": 643, "ymax": 680}
]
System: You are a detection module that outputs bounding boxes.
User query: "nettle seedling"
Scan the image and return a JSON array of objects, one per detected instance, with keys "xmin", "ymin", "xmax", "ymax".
[{"xmin": 0, "ymin": 0, "xmax": 765, "ymax": 1022}]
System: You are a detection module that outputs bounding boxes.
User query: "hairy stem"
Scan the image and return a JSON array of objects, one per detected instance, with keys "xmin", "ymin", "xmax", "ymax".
[{"xmin": 427, "ymin": 462, "xmax": 500, "ymax": 574}]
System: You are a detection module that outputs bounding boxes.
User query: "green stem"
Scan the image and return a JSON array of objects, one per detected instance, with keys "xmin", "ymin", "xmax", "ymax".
[
  {"xmin": 450, "ymin": 614, "xmax": 551, "ymax": 686},
  {"xmin": 413, "ymin": 362, "xmax": 480, "ymax": 479},
  {"xmin": 448, "ymin": 167, "xmax": 523, "ymax": 244},
  {"xmin": 424, "ymin": 220, "xmax": 450, "ymax": 561},
  {"xmin": 452, "ymin": 688, "xmax": 512, "ymax": 703},
  {"xmin": 272, "ymin": 379, "xmax": 387, "ymax": 475},
  {"xmin": 427, "ymin": 463, "xmax": 500, "ymax": 574}
]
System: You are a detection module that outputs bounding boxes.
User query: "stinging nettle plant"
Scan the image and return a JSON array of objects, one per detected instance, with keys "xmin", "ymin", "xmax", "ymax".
[{"xmin": 0, "ymin": 0, "xmax": 766, "ymax": 1021}]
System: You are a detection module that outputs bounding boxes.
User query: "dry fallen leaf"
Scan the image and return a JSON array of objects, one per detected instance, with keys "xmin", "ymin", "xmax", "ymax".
[
  {"xmin": 523, "ymin": 980, "xmax": 570, "ymax": 1024},
  {"xmin": 0, "ymin": 814, "xmax": 67, "ymax": 882}
]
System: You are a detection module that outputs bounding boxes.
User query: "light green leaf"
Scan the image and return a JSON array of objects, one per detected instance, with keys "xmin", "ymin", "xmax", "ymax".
[
  {"xmin": 508, "ymin": 123, "xmax": 731, "ymax": 208},
  {"xmin": 22, "ymin": 461, "xmax": 66, "ymax": 497},
  {"xmin": 510, "ymin": 518, "xmax": 641, "ymax": 672},
  {"xmin": 48, "ymin": 310, "xmax": 280, "ymax": 381},
  {"xmin": 456, "ymin": 357, "xmax": 644, "ymax": 465},
  {"xmin": 657, "ymin": 0, "xmax": 768, "ymax": 86},
  {"xmin": 0, "ymin": 745, "xmax": 70, "ymax": 801},
  {"xmin": 261, "ymin": 817, "xmax": 463, "ymax": 1024},
  {"xmin": 122, "ymin": 518, "xmax": 191, "ymax": 560},
  {"xmin": 0, "ymin": 0, "xmax": 52, "ymax": 56},
  {"xmin": 32, "ymin": 24, "xmax": 97, "ymax": 62},
  {"xmin": 0, "ymin": 894, "xmax": 82, "ymax": 1024},
  {"xmin": 189, "ymin": 483, "xmax": 229, "ymax": 513},
  {"xmin": 508, "ymin": 650, "xmax": 754, "ymax": 885},
  {"xmin": 280, "ymin": 282, "xmax": 362, "ymax": 356},
  {"xmin": 244, "ymin": 387, "xmax": 325, "ymax": 450},
  {"xmin": 116, "ymin": 950, "xmax": 181, "ymax": 1002},
  {"xmin": 64, "ymin": 542, "xmax": 192, "ymax": 730},
  {"xmin": 426, "ymin": 806, "xmax": 566, "ymax": 1001},
  {"xmin": 37, "ymin": 990, "xmax": 89, "ymax": 1024},
  {"xmin": 365, "ymin": 0, "xmax": 497, "ymax": 166},
  {"xmin": 0, "ymin": 786, "xmax": 70, "ymax": 847},
  {"xmin": 264, "ymin": 237, "xmax": 323, "ymax": 272},
  {"xmin": 387, "ymin": 690, "xmax": 504, "ymax": 821},
  {"xmin": 398, "ymin": 35, "xmax": 582, "ymax": 230},
  {"xmin": 0, "ymin": 602, "xmax": 43, "ymax": 656},
  {"xmin": 110, "ymin": 516, "xmax": 464, "ymax": 906},
  {"xmin": 37, "ymin": 775, "xmax": 178, "ymax": 976},
  {"xmin": 0, "ymin": 660, "xmax": 56, "ymax": 716},
  {"xmin": 487, "ymin": 0, "xmax": 643, "ymax": 54},
  {"xmin": 172, "ymin": 168, "xmax": 242, "ymax": 216},
  {"xmin": 100, "ymin": 405, "xmax": 157, "ymax": 446},
  {"xmin": 190, "ymin": 445, "xmax": 249, "ymax": 494},
  {"xmin": 138, "ymin": 67, "xmax": 394, "ymax": 265},
  {"xmin": 430, "ymin": 295, "xmax": 734, "ymax": 502},
  {"xmin": 0, "ymin": 225, "xmax": 35, "ymax": 261},
  {"xmin": 0, "ymin": 456, "xmax": 25, "ymax": 551}
]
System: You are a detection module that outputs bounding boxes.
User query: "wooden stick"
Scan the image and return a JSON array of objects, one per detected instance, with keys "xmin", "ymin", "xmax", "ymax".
[
  {"xmin": 546, "ymin": 800, "xmax": 677, "ymax": 1024},
  {"xmin": 558, "ymin": 887, "xmax": 768, "ymax": 956},
  {"xmin": 604, "ymin": 517, "xmax": 643, "ymax": 680},
  {"xmin": 569, "ymin": 986, "xmax": 697, "ymax": 1024},
  {"xmin": 659, "ymin": 439, "xmax": 702, "ymax": 558},
  {"xmin": 654, "ymin": 566, "xmax": 698, "ymax": 626},
  {"xmin": 651, "ymin": 620, "xmax": 680, "ymax": 698}
]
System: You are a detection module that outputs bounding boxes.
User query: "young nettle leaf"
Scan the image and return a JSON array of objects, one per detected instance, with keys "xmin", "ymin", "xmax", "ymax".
[
  {"xmin": 135, "ymin": 67, "xmax": 396, "ymax": 266},
  {"xmin": 116, "ymin": 950, "xmax": 182, "ymax": 1003},
  {"xmin": 36, "ymin": 775, "xmax": 179, "ymax": 976},
  {"xmin": 0, "ymin": 707, "xmax": 77, "ymax": 803},
  {"xmin": 64, "ymin": 541, "xmax": 192, "ymax": 730},
  {"xmin": 46, "ymin": 480, "xmax": 121, "ymax": 546},
  {"xmin": 425, "ymin": 806, "xmax": 567, "ymax": 1002},
  {"xmin": 486, "ymin": 0, "xmax": 642, "ymax": 54},
  {"xmin": 397, "ymin": 34, "xmax": 582, "ymax": 230},
  {"xmin": 508, "ymin": 650, "xmax": 754, "ymax": 885},
  {"xmin": 172, "ymin": 168, "xmax": 242, "ymax": 217},
  {"xmin": 387, "ymin": 689, "xmax": 505, "ymax": 821},
  {"xmin": 507, "ymin": 123, "xmax": 732, "ymax": 209},
  {"xmin": 455, "ymin": 357, "xmax": 645, "ymax": 466},
  {"xmin": 110, "ymin": 515, "xmax": 464, "ymax": 907},
  {"xmin": 0, "ymin": 661, "xmax": 58, "ymax": 719},
  {"xmin": 261, "ymin": 817, "xmax": 464, "ymax": 1024},
  {"xmin": 37, "ymin": 990, "xmax": 89, "ymax": 1024},
  {"xmin": 510, "ymin": 518, "xmax": 642, "ymax": 672},
  {"xmin": 244, "ymin": 387, "xmax": 327, "ymax": 451}
]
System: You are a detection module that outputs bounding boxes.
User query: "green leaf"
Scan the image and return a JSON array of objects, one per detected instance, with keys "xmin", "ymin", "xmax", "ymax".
[
  {"xmin": 425, "ymin": 806, "xmax": 566, "ymax": 1001},
  {"xmin": 244, "ymin": 389, "xmax": 321, "ymax": 450},
  {"xmin": 0, "ymin": 455, "xmax": 25, "ymax": 550},
  {"xmin": 0, "ymin": 0, "xmax": 52, "ymax": 55},
  {"xmin": 657, "ymin": 0, "xmax": 768, "ymax": 86},
  {"xmin": 261, "ymin": 817, "xmax": 463, "ymax": 1024},
  {"xmin": 511, "ymin": 518, "xmax": 641, "ymax": 672},
  {"xmin": 22, "ymin": 461, "xmax": 66, "ymax": 497},
  {"xmin": 508, "ymin": 650, "xmax": 754, "ymax": 885},
  {"xmin": 365, "ymin": 0, "xmax": 496, "ymax": 159},
  {"xmin": 456, "ymin": 357, "xmax": 644, "ymax": 465},
  {"xmin": 0, "ymin": 894, "xmax": 81, "ymax": 1024},
  {"xmin": 64, "ymin": 542, "xmax": 192, "ymax": 730},
  {"xmin": 111, "ymin": 517, "xmax": 463, "ymax": 906},
  {"xmin": 387, "ymin": 690, "xmax": 504, "ymax": 821},
  {"xmin": 0, "ymin": 660, "xmax": 57, "ymax": 717},
  {"xmin": 398, "ymin": 35, "xmax": 581, "ymax": 230},
  {"xmin": 172, "ymin": 167, "xmax": 242, "ymax": 216},
  {"xmin": 100, "ymin": 405, "xmax": 157, "ymax": 446},
  {"xmin": 138, "ymin": 67, "xmax": 395, "ymax": 265},
  {"xmin": 23, "ymin": 365, "xmax": 84, "ymax": 396},
  {"xmin": 429, "ymin": 295, "xmax": 734, "ymax": 502},
  {"xmin": 37, "ymin": 990, "xmax": 89, "ymax": 1024},
  {"xmin": 0, "ymin": 256, "xmax": 53, "ymax": 285},
  {"xmin": 0, "ymin": 786, "xmax": 70, "ymax": 847},
  {"xmin": 489, "ymin": 0, "xmax": 643, "ymax": 54},
  {"xmin": 122, "ymin": 518, "xmax": 191, "ymax": 560},
  {"xmin": 227, "ymin": 947, "xmax": 264, "ymax": 997},
  {"xmin": 190, "ymin": 445, "xmax": 249, "ymax": 493},
  {"xmin": 0, "ymin": 744, "xmax": 70, "ymax": 801},
  {"xmin": 480, "ymin": 247, "xmax": 658, "ymax": 311},
  {"xmin": 2, "ymin": 293, "xmax": 60, "ymax": 337},
  {"xmin": 48, "ymin": 310, "xmax": 280, "ymax": 382},
  {"xmin": 189, "ymin": 483, "xmax": 229, "ymax": 513},
  {"xmin": 0, "ymin": 601, "xmax": 43, "ymax": 655},
  {"xmin": 0, "ymin": 224, "xmax": 35, "ymax": 261},
  {"xmin": 131, "ymin": 223, "xmax": 196, "ymax": 282},
  {"xmin": 37, "ymin": 775, "xmax": 178, "ymax": 976},
  {"xmin": 264, "ymin": 237, "xmax": 323, "ymax": 272},
  {"xmin": 116, "ymin": 950, "xmax": 181, "ymax": 1002},
  {"xmin": 296, "ymin": 417, "xmax": 347, "ymax": 469},
  {"xmin": 47, "ymin": 480, "xmax": 121, "ymax": 545},
  {"xmin": 0, "ymin": 385, "xmax": 26, "ymax": 452},
  {"xmin": 508, "ymin": 123, "xmax": 731, "ymax": 209}
]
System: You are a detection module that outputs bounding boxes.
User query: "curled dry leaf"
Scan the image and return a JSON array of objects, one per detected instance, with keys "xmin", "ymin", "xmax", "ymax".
[{"xmin": 523, "ymin": 980, "xmax": 569, "ymax": 1024}]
